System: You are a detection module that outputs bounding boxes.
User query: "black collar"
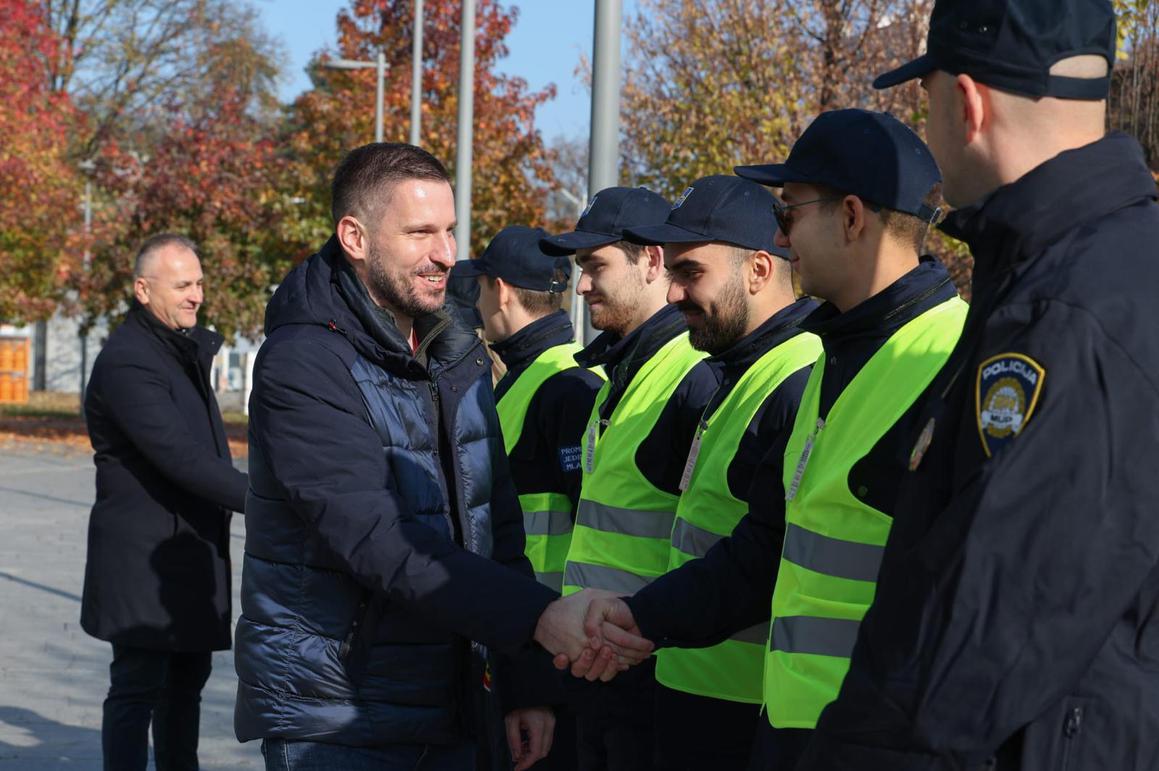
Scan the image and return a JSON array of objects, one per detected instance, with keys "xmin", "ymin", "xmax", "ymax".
[
  {"xmin": 707, "ymin": 297, "xmax": 818, "ymax": 371},
  {"xmin": 490, "ymin": 311, "xmax": 575, "ymax": 372},
  {"xmin": 801, "ymin": 257, "xmax": 955, "ymax": 342},
  {"xmin": 941, "ymin": 132, "xmax": 1158, "ymax": 288},
  {"xmin": 575, "ymin": 303, "xmax": 687, "ymax": 371}
]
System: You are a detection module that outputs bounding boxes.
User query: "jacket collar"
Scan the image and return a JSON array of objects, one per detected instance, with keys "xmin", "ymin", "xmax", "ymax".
[
  {"xmin": 941, "ymin": 132, "xmax": 1158, "ymax": 289},
  {"xmin": 801, "ymin": 257, "xmax": 956, "ymax": 342},
  {"xmin": 489, "ymin": 310, "xmax": 576, "ymax": 372},
  {"xmin": 575, "ymin": 303, "xmax": 687, "ymax": 372},
  {"xmin": 707, "ymin": 297, "xmax": 818, "ymax": 371},
  {"xmin": 128, "ymin": 301, "xmax": 222, "ymax": 366}
]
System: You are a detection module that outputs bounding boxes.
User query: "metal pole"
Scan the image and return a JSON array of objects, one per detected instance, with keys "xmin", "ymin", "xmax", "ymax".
[
  {"xmin": 584, "ymin": 0, "xmax": 623, "ymax": 342},
  {"xmin": 454, "ymin": 0, "xmax": 476, "ymax": 262},
  {"xmin": 79, "ymin": 164, "xmax": 94, "ymax": 406},
  {"xmin": 410, "ymin": 0, "xmax": 424, "ymax": 146},
  {"xmin": 375, "ymin": 51, "xmax": 385, "ymax": 143}
]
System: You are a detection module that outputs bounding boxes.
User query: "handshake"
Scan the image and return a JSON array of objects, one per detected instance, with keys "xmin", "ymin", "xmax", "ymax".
[{"xmin": 531, "ymin": 589, "xmax": 654, "ymax": 682}]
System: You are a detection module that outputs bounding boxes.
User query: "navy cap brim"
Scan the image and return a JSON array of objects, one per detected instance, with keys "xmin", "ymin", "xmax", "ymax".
[
  {"xmin": 622, "ymin": 223, "xmax": 713, "ymax": 246},
  {"xmin": 540, "ymin": 230, "xmax": 620, "ymax": 256},
  {"xmin": 873, "ymin": 53, "xmax": 936, "ymax": 90},
  {"xmin": 733, "ymin": 163, "xmax": 812, "ymax": 188},
  {"xmin": 450, "ymin": 259, "xmax": 489, "ymax": 278}
]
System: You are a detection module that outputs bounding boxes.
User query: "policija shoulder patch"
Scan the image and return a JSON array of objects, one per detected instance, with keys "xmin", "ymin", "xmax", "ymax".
[{"xmin": 976, "ymin": 353, "xmax": 1046, "ymax": 457}]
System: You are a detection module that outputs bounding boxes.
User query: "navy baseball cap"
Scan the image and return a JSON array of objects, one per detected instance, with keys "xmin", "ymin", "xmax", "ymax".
[
  {"xmin": 873, "ymin": 0, "xmax": 1115, "ymax": 99},
  {"xmin": 735, "ymin": 109, "xmax": 942, "ymax": 222},
  {"xmin": 453, "ymin": 226, "xmax": 571, "ymax": 292},
  {"xmin": 623, "ymin": 175, "xmax": 783, "ymax": 255},
  {"xmin": 541, "ymin": 186, "xmax": 671, "ymax": 255}
]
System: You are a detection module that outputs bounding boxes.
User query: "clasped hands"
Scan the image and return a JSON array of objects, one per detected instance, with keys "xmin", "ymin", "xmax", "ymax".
[{"xmin": 533, "ymin": 589, "xmax": 653, "ymax": 682}]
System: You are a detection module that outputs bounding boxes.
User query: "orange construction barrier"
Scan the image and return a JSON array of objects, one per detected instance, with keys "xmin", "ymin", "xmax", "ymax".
[{"xmin": 0, "ymin": 336, "xmax": 30, "ymax": 404}]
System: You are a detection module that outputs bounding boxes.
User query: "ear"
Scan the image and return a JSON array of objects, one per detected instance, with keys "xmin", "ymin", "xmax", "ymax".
[
  {"xmin": 337, "ymin": 215, "xmax": 369, "ymax": 263},
  {"xmin": 133, "ymin": 276, "xmax": 150, "ymax": 306},
  {"xmin": 956, "ymin": 73, "xmax": 987, "ymax": 145},
  {"xmin": 495, "ymin": 277, "xmax": 513, "ymax": 310},
  {"xmin": 748, "ymin": 250, "xmax": 774, "ymax": 294},
  {"xmin": 841, "ymin": 196, "xmax": 870, "ymax": 244},
  {"xmin": 642, "ymin": 245, "xmax": 665, "ymax": 283}
]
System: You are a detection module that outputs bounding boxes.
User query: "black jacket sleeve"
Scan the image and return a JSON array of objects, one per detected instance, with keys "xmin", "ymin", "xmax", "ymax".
[
  {"xmin": 627, "ymin": 435, "xmax": 789, "ymax": 649},
  {"xmin": 635, "ymin": 360, "xmax": 720, "ymax": 496},
  {"xmin": 251, "ymin": 337, "xmax": 557, "ymax": 657},
  {"xmin": 99, "ymin": 352, "xmax": 247, "ymax": 512},
  {"xmin": 800, "ymin": 302, "xmax": 1159, "ymax": 769}
]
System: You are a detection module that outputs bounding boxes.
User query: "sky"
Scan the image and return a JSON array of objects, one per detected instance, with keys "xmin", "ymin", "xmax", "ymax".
[{"xmin": 252, "ymin": 0, "xmax": 628, "ymax": 142}]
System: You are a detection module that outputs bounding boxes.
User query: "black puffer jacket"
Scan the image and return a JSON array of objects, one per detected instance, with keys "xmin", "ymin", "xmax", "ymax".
[{"xmin": 234, "ymin": 238, "xmax": 556, "ymax": 746}]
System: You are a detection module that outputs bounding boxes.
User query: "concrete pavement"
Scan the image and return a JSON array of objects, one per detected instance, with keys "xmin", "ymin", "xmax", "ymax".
[{"xmin": 0, "ymin": 442, "xmax": 261, "ymax": 769}]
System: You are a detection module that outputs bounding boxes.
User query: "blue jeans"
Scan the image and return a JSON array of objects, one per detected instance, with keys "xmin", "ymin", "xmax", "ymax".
[{"xmin": 261, "ymin": 739, "xmax": 477, "ymax": 771}]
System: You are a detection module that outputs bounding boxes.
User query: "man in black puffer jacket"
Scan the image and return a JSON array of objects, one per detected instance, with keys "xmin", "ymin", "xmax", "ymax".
[{"xmin": 234, "ymin": 144, "xmax": 648, "ymax": 771}]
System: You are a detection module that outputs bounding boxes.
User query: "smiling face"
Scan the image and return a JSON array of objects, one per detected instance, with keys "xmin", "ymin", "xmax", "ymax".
[
  {"xmin": 664, "ymin": 241, "xmax": 750, "ymax": 354},
  {"xmin": 574, "ymin": 243, "xmax": 649, "ymax": 336},
  {"xmin": 134, "ymin": 243, "xmax": 204, "ymax": 330},
  {"xmin": 361, "ymin": 177, "xmax": 457, "ymax": 319}
]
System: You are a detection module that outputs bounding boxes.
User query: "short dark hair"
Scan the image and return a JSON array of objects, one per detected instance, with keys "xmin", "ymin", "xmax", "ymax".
[
  {"xmin": 618, "ymin": 240, "xmax": 646, "ymax": 265},
  {"xmin": 330, "ymin": 143, "xmax": 451, "ymax": 226},
  {"xmin": 134, "ymin": 233, "xmax": 198, "ymax": 278},
  {"xmin": 514, "ymin": 266, "xmax": 568, "ymax": 317},
  {"xmin": 816, "ymin": 183, "xmax": 942, "ymax": 253}
]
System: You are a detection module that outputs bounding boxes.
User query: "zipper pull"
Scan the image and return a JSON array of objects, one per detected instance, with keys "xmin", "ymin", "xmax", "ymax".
[{"xmin": 786, "ymin": 418, "xmax": 825, "ymax": 502}]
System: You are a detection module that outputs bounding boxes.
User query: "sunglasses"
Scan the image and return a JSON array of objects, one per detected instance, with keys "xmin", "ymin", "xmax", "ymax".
[{"xmin": 771, "ymin": 196, "xmax": 843, "ymax": 236}]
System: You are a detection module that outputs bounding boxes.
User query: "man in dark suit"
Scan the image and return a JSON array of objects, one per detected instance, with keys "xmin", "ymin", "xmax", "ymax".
[{"xmin": 81, "ymin": 233, "xmax": 248, "ymax": 771}]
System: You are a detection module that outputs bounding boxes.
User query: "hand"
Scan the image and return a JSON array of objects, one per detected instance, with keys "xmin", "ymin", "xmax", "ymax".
[
  {"xmin": 533, "ymin": 589, "xmax": 603, "ymax": 662},
  {"xmin": 505, "ymin": 706, "xmax": 555, "ymax": 771},
  {"xmin": 547, "ymin": 593, "xmax": 654, "ymax": 682}
]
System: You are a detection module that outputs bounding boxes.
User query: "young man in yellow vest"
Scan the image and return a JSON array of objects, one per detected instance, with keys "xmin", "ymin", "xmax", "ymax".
[
  {"xmin": 458, "ymin": 225, "xmax": 606, "ymax": 771},
  {"xmin": 541, "ymin": 187, "xmax": 719, "ymax": 771},
  {"xmin": 569, "ymin": 110, "xmax": 968, "ymax": 770},
  {"xmin": 621, "ymin": 174, "xmax": 822, "ymax": 770}
]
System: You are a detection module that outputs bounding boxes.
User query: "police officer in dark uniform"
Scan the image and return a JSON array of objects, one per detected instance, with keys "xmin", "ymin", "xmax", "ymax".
[
  {"xmin": 797, "ymin": 2, "xmax": 1159, "ymax": 769},
  {"xmin": 457, "ymin": 226, "xmax": 605, "ymax": 771}
]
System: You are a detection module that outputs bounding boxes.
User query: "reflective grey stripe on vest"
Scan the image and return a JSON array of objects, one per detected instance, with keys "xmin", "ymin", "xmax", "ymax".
[
  {"xmin": 577, "ymin": 499, "xmax": 675, "ymax": 540},
  {"xmin": 564, "ymin": 561, "xmax": 652, "ymax": 594},
  {"xmin": 536, "ymin": 571, "xmax": 564, "ymax": 593},
  {"xmin": 671, "ymin": 517, "xmax": 725, "ymax": 559},
  {"xmin": 731, "ymin": 622, "xmax": 770, "ymax": 646},
  {"xmin": 524, "ymin": 510, "xmax": 573, "ymax": 537},
  {"xmin": 770, "ymin": 616, "xmax": 862, "ymax": 658},
  {"xmin": 782, "ymin": 523, "xmax": 885, "ymax": 583}
]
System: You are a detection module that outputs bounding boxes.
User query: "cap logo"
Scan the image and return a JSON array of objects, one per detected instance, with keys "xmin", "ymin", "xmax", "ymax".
[
  {"xmin": 581, "ymin": 194, "xmax": 599, "ymax": 217},
  {"xmin": 672, "ymin": 187, "xmax": 694, "ymax": 209}
]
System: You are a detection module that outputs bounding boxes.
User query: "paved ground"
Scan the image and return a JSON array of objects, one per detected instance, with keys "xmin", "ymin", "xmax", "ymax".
[{"xmin": 0, "ymin": 441, "xmax": 261, "ymax": 769}]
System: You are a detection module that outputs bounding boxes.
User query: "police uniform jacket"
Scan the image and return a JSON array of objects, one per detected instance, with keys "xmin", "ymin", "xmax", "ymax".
[
  {"xmin": 81, "ymin": 302, "xmax": 248, "ymax": 651},
  {"xmin": 799, "ymin": 133, "xmax": 1159, "ymax": 771},
  {"xmin": 492, "ymin": 310, "xmax": 604, "ymax": 514}
]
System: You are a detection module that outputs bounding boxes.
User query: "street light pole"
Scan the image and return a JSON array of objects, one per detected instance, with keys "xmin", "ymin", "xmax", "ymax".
[
  {"xmin": 454, "ymin": 0, "xmax": 476, "ymax": 262},
  {"xmin": 556, "ymin": 187, "xmax": 588, "ymax": 336},
  {"xmin": 410, "ymin": 0, "xmax": 424, "ymax": 146},
  {"xmin": 585, "ymin": 0, "xmax": 623, "ymax": 343},
  {"xmin": 322, "ymin": 55, "xmax": 388, "ymax": 143},
  {"xmin": 78, "ymin": 159, "xmax": 95, "ymax": 405}
]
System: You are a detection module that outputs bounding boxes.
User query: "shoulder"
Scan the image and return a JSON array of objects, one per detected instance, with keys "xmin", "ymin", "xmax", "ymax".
[
  {"xmin": 675, "ymin": 359, "xmax": 720, "ymax": 402},
  {"xmin": 540, "ymin": 366, "xmax": 604, "ymax": 400}
]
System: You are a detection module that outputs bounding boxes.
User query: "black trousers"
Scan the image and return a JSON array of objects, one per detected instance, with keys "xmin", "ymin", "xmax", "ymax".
[
  {"xmin": 102, "ymin": 643, "xmax": 213, "ymax": 771},
  {"xmin": 571, "ymin": 658, "xmax": 658, "ymax": 771},
  {"xmin": 653, "ymin": 684, "xmax": 760, "ymax": 771}
]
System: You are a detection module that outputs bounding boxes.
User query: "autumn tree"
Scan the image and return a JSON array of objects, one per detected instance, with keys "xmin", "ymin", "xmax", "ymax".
[
  {"xmin": 76, "ymin": 2, "xmax": 291, "ymax": 339},
  {"xmin": 281, "ymin": 0, "xmax": 558, "ymax": 260},
  {"xmin": 1110, "ymin": 0, "xmax": 1159, "ymax": 174},
  {"xmin": 0, "ymin": 0, "xmax": 83, "ymax": 322}
]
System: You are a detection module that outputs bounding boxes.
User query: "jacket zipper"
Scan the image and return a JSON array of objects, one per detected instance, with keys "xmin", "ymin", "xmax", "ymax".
[
  {"xmin": 427, "ymin": 378, "xmax": 458, "ymax": 541},
  {"xmin": 1060, "ymin": 705, "xmax": 1083, "ymax": 771}
]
